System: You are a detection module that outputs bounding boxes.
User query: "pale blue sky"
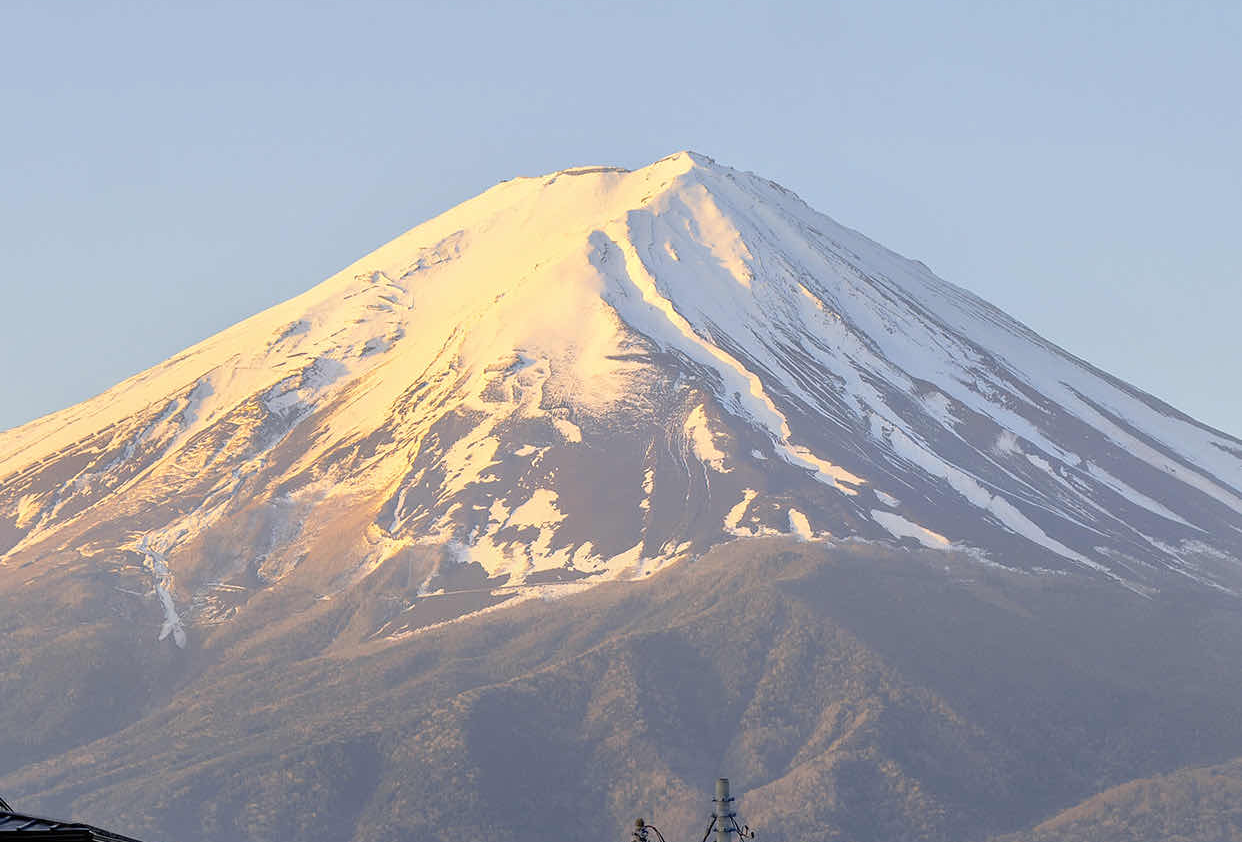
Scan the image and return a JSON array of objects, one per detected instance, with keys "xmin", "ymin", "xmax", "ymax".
[{"xmin": 2, "ymin": 0, "xmax": 1239, "ymax": 438}]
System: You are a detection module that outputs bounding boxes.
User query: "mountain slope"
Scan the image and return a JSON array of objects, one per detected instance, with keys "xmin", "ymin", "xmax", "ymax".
[
  {"xmin": 4, "ymin": 540, "xmax": 1242, "ymax": 842},
  {"xmin": 992, "ymin": 757, "xmax": 1242, "ymax": 842}
]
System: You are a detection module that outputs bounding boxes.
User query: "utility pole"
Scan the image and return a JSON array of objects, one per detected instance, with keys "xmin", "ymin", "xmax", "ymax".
[
  {"xmin": 714, "ymin": 778, "xmax": 735, "ymax": 842},
  {"xmin": 631, "ymin": 777, "xmax": 753, "ymax": 842}
]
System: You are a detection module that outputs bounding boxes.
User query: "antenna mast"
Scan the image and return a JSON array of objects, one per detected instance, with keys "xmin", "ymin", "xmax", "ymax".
[{"xmin": 631, "ymin": 777, "xmax": 754, "ymax": 842}]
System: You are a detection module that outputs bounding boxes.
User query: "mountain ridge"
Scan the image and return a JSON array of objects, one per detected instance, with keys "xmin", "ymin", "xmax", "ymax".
[
  {"xmin": 5, "ymin": 152, "xmax": 1240, "ymax": 611},
  {"xmin": 5, "ymin": 538, "xmax": 1242, "ymax": 842}
]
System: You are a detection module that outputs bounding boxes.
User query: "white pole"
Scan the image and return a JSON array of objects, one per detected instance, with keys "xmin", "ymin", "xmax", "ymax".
[{"xmin": 715, "ymin": 778, "xmax": 735, "ymax": 842}]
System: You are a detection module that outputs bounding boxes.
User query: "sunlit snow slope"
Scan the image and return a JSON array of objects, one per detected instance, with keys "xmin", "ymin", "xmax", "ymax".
[{"xmin": 3, "ymin": 151, "xmax": 1241, "ymax": 647}]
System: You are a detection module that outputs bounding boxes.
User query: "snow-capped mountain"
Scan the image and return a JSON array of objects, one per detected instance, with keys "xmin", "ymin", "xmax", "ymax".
[{"xmin": 3, "ymin": 151, "xmax": 1241, "ymax": 650}]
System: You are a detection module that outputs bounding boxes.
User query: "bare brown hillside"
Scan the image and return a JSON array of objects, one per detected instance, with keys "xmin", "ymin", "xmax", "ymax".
[{"xmin": 5, "ymin": 538, "xmax": 1242, "ymax": 842}]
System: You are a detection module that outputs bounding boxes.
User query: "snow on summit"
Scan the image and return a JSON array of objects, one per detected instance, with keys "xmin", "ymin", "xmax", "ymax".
[{"xmin": 3, "ymin": 151, "xmax": 1242, "ymax": 646}]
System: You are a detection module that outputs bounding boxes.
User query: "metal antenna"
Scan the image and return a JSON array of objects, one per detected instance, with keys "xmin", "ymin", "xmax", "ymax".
[
  {"xmin": 700, "ymin": 778, "xmax": 755, "ymax": 842},
  {"xmin": 715, "ymin": 778, "xmax": 733, "ymax": 842},
  {"xmin": 631, "ymin": 777, "xmax": 755, "ymax": 842}
]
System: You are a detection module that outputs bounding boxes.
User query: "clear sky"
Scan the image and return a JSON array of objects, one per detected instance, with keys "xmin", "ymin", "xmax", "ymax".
[{"xmin": 2, "ymin": 0, "xmax": 1239, "ymax": 438}]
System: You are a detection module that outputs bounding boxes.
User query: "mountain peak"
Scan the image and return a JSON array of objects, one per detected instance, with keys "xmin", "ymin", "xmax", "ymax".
[
  {"xmin": 649, "ymin": 149, "xmax": 719, "ymax": 169},
  {"xmin": 544, "ymin": 150, "xmax": 719, "ymax": 178},
  {"xmin": 3, "ymin": 152, "xmax": 1241, "ymax": 637}
]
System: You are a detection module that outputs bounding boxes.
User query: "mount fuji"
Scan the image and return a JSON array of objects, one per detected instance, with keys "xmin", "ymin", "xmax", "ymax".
[{"xmin": 3, "ymin": 152, "xmax": 1242, "ymax": 842}]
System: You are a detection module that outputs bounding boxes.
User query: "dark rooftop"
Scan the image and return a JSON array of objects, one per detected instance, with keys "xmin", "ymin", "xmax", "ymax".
[{"xmin": 0, "ymin": 810, "xmax": 149, "ymax": 842}]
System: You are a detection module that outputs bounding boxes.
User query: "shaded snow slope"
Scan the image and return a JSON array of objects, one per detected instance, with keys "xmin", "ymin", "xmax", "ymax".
[{"xmin": 3, "ymin": 151, "xmax": 1241, "ymax": 648}]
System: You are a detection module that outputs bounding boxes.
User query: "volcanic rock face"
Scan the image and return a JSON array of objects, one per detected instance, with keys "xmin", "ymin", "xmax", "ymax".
[{"xmin": 2, "ymin": 152, "xmax": 1242, "ymax": 842}]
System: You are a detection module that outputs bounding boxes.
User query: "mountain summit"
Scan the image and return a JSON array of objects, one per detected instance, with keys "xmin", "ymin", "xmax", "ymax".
[{"xmin": 4, "ymin": 151, "xmax": 1242, "ymax": 647}]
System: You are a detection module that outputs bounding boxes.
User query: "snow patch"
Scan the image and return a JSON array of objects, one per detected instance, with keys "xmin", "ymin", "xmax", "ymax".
[
  {"xmin": 724, "ymin": 489, "xmax": 759, "ymax": 534},
  {"xmin": 783, "ymin": 445, "xmax": 861, "ymax": 494},
  {"xmin": 685, "ymin": 404, "xmax": 730, "ymax": 472},
  {"xmin": 507, "ymin": 488, "xmax": 564, "ymax": 529},
  {"xmin": 886, "ymin": 425, "xmax": 1101, "ymax": 570},
  {"xmin": 787, "ymin": 508, "xmax": 813, "ymax": 541},
  {"xmin": 639, "ymin": 466, "xmax": 656, "ymax": 513},
  {"xmin": 135, "ymin": 535, "xmax": 187, "ymax": 649},
  {"xmin": 552, "ymin": 418, "xmax": 583, "ymax": 443},
  {"xmin": 871, "ymin": 510, "xmax": 950, "ymax": 550},
  {"xmin": 1083, "ymin": 461, "xmax": 1196, "ymax": 528},
  {"xmin": 875, "ymin": 490, "xmax": 900, "ymax": 507}
]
